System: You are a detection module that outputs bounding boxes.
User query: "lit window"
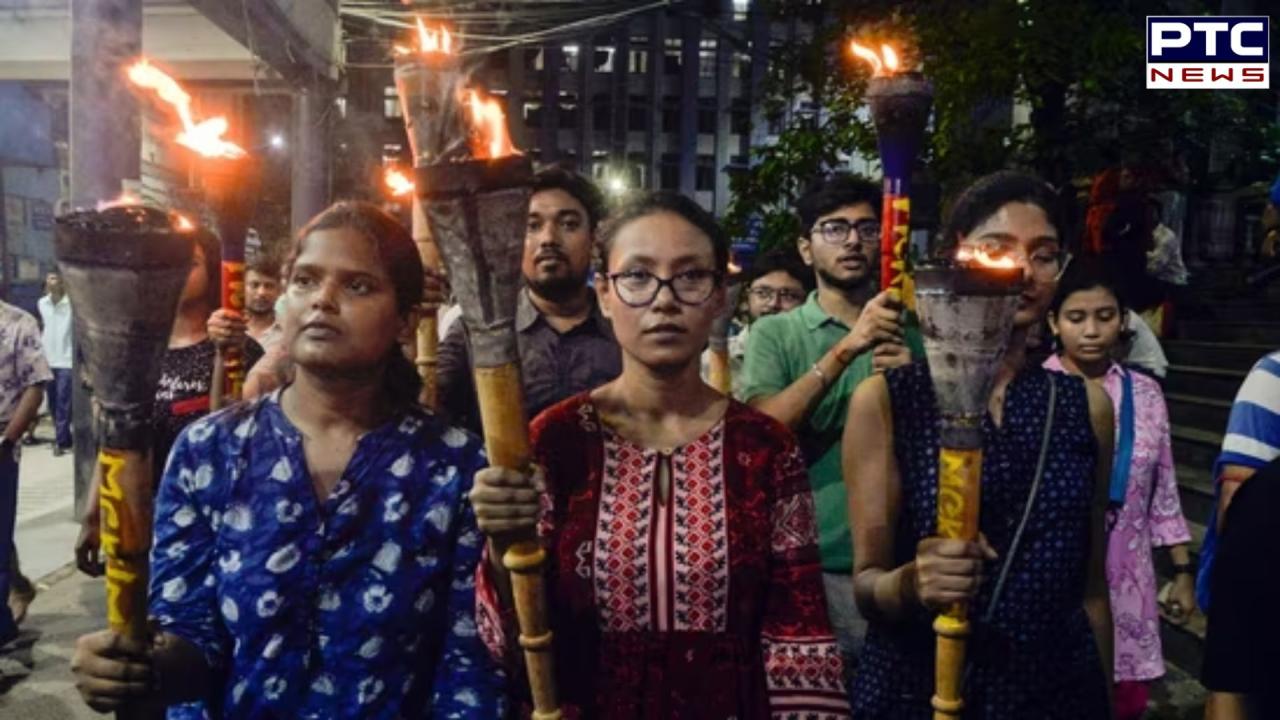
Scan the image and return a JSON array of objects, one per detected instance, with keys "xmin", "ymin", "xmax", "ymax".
[{"xmin": 384, "ymin": 86, "xmax": 401, "ymax": 119}]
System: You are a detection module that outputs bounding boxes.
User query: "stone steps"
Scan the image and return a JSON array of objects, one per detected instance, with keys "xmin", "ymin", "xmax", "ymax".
[
  {"xmin": 1163, "ymin": 340, "xmax": 1273, "ymax": 373},
  {"xmin": 1175, "ymin": 319, "xmax": 1280, "ymax": 345},
  {"xmin": 1164, "ymin": 364, "xmax": 1248, "ymax": 402}
]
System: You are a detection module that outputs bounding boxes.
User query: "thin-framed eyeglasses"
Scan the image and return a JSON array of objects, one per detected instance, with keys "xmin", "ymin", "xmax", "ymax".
[
  {"xmin": 748, "ymin": 286, "xmax": 806, "ymax": 304},
  {"xmin": 606, "ymin": 268, "xmax": 722, "ymax": 307},
  {"xmin": 810, "ymin": 218, "xmax": 879, "ymax": 246}
]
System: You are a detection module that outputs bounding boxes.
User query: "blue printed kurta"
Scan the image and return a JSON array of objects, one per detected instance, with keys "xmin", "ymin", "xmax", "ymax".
[{"xmin": 148, "ymin": 390, "xmax": 504, "ymax": 719}]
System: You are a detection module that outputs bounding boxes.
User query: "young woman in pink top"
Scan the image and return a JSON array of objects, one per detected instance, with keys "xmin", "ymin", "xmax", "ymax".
[{"xmin": 1044, "ymin": 256, "xmax": 1196, "ymax": 720}]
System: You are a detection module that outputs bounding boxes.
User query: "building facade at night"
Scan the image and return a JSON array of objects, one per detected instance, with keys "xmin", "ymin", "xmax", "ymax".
[{"xmin": 344, "ymin": 0, "xmax": 819, "ymax": 216}]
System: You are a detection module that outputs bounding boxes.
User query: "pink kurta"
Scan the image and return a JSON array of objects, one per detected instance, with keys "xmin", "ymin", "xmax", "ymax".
[{"xmin": 1044, "ymin": 356, "xmax": 1192, "ymax": 681}]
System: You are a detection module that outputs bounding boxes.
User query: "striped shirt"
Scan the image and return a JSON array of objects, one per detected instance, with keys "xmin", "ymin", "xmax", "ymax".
[{"xmin": 1217, "ymin": 351, "xmax": 1280, "ymax": 475}]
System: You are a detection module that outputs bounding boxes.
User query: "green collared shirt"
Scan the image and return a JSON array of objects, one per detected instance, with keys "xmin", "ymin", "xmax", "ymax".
[{"xmin": 740, "ymin": 291, "xmax": 924, "ymax": 574}]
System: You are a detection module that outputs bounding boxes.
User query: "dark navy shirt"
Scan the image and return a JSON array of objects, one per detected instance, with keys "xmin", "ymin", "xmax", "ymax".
[
  {"xmin": 148, "ymin": 390, "xmax": 504, "ymax": 719},
  {"xmin": 438, "ymin": 289, "xmax": 621, "ymax": 434}
]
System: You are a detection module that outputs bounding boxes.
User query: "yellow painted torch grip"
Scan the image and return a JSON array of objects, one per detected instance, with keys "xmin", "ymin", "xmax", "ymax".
[
  {"xmin": 97, "ymin": 449, "xmax": 154, "ymax": 641},
  {"xmin": 932, "ymin": 446, "xmax": 983, "ymax": 720}
]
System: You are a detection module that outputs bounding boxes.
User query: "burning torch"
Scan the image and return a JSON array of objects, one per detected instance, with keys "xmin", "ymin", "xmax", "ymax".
[
  {"xmin": 56, "ymin": 204, "xmax": 195, "ymax": 646},
  {"xmin": 398, "ymin": 17, "xmax": 562, "ymax": 718},
  {"xmin": 851, "ymin": 41, "xmax": 934, "ymax": 309},
  {"xmin": 393, "ymin": 19, "xmax": 461, "ymax": 410},
  {"xmin": 127, "ymin": 59, "xmax": 255, "ymax": 410},
  {"xmin": 913, "ymin": 257, "xmax": 1023, "ymax": 720}
]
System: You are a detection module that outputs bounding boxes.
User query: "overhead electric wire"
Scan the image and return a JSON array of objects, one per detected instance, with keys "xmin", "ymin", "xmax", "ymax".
[{"xmin": 339, "ymin": 0, "xmax": 673, "ymax": 61}]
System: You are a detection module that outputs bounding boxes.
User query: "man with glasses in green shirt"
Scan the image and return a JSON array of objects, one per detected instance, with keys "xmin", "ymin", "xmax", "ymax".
[
  {"xmin": 703, "ymin": 248, "xmax": 812, "ymax": 399},
  {"xmin": 740, "ymin": 175, "xmax": 922, "ymax": 678}
]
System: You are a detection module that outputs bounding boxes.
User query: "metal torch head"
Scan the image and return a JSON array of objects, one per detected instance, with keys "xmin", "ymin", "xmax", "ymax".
[
  {"xmin": 394, "ymin": 60, "xmax": 469, "ymax": 166},
  {"xmin": 914, "ymin": 261, "xmax": 1024, "ymax": 449},
  {"xmin": 866, "ymin": 72, "xmax": 934, "ymax": 181},
  {"xmin": 55, "ymin": 206, "xmax": 195, "ymax": 450},
  {"xmin": 418, "ymin": 156, "xmax": 533, "ymax": 367}
]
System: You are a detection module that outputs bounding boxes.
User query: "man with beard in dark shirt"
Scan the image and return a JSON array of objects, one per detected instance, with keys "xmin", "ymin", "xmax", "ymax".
[{"xmin": 438, "ymin": 167, "xmax": 621, "ymax": 432}]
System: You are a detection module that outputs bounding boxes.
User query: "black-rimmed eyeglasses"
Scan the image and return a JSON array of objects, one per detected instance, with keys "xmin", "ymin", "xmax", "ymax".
[
  {"xmin": 810, "ymin": 218, "xmax": 879, "ymax": 246},
  {"xmin": 606, "ymin": 268, "xmax": 721, "ymax": 307}
]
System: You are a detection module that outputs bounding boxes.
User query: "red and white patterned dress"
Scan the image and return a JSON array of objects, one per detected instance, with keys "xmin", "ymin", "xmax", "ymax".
[{"xmin": 477, "ymin": 394, "xmax": 850, "ymax": 719}]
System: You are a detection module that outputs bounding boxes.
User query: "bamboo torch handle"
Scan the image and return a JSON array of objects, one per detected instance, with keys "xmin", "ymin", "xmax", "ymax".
[
  {"xmin": 473, "ymin": 364, "xmax": 561, "ymax": 719},
  {"xmin": 97, "ymin": 449, "xmax": 154, "ymax": 641},
  {"xmin": 707, "ymin": 349, "xmax": 732, "ymax": 395},
  {"xmin": 932, "ymin": 446, "xmax": 983, "ymax": 720},
  {"xmin": 219, "ymin": 258, "xmax": 246, "ymax": 406},
  {"xmin": 880, "ymin": 191, "xmax": 915, "ymax": 312},
  {"xmin": 412, "ymin": 196, "xmax": 441, "ymax": 410}
]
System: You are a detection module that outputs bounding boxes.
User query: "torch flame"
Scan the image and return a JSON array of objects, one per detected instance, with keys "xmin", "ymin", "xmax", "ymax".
[
  {"xmin": 95, "ymin": 192, "xmax": 141, "ymax": 212},
  {"xmin": 465, "ymin": 89, "xmax": 520, "ymax": 160},
  {"xmin": 127, "ymin": 59, "xmax": 247, "ymax": 159},
  {"xmin": 956, "ymin": 246, "xmax": 1020, "ymax": 269},
  {"xmin": 881, "ymin": 43, "xmax": 900, "ymax": 73},
  {"xmin": 385, "ymin": 168, "xmax": 415, "ymax": 197},
  {"xmin": 416, "ymin": 18, "xmax": 453, "ymax": 54},
  {"xmin": 850, "ymin": 40, "xmax": 902, "ymax": 77},
  {"xmin": 396, "ymin": 18, "xmax": 454, "ymax": 57}
]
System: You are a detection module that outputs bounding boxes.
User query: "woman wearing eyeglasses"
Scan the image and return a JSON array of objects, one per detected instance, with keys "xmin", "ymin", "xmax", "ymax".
[
  {"xmin": 843, "ymin": 171, "xmax": 1115, "ymax": 718},
  {"xmin": 471, "ymin": 192, "xmax": 851, "ymax": 718}
]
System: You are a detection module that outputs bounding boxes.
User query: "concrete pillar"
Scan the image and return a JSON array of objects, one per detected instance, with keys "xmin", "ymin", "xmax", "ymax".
[
  {"xmin": 291, "ymin": 86, "xmax": 329, "ymax": 234},
  {"xmin": 69, "ymin": 0, "xmax": 142, "ymax": 516},
  {"xmin": 69, "ymin": 0, "xmax": 141, "ymax": 208},
  {"xmin": 540, "ymin": 44, "xmax": 562, "ymax": 164},
  {"xmin": 678, "ymin": 16, "xmax": 701, "ymax": 196}
]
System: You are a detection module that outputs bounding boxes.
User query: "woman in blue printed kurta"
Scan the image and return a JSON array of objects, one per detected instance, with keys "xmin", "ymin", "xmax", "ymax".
[{"xmin": 71, "ymin": 201, "xmax": 504, "ymax": 719}]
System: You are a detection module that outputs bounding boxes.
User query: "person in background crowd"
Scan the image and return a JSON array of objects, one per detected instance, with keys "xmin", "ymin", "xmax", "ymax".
[
  {"xmin": 845, "ymin": 171, "xmax": 1113, "ymax": 718},
  {"xmin": 70, "ymin": 201, "xmax": 504, "ymax": 719},
  {"xmin": 1201, "ymin": 454, "xmax": 1279, "ymax": 720},
  {"xmin": 740, "ymin": 174, "xmax": 922, "ymax": 676},
  {"xmin": 438, "ymin": 167, "xmax": 621, "ymax": 432},
  {"xmin": 701, "ymin": 248, "xmax": 812, "ymax": 400},
  {"xmin": 0, "ymin": 300, "xmax": 51, "ymax": 645},
  {"xmin": 74, "ymin": 229, "xmax": 264, "ymax": 577},
  {"xmin": 37, "ymin": 272, "xmax": 73, "ymax": 456},
  {"xmin": 1119, "ymin": 308, "xmax": 1168, "ymax": 381},
  {"xmin": 1044, "ymin": 257, "xmax": 1195, "ymax": 720},
  {"xmin": 243, "ymin": 254, "xmax": 283, "ymax": 345},
  {"xmin": 1195, "ymin": 347, "xmax": 1280, "ymax": 612},
  {"xmin": 472, "ymin": 191, "xmax": 849, "ymax": 718}
]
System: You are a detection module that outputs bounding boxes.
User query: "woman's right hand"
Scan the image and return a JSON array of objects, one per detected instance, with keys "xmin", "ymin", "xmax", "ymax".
[
  {"xmin": 71, "ymin": 630, "xmax": 155, "ymax": 712},
  {"xmin": 470, "ymin": 466, "xmax": 544, "ymax": 536},
  {"xmin": 914, "ymin": 535, "xmax": 998, "ymax": 613}
]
